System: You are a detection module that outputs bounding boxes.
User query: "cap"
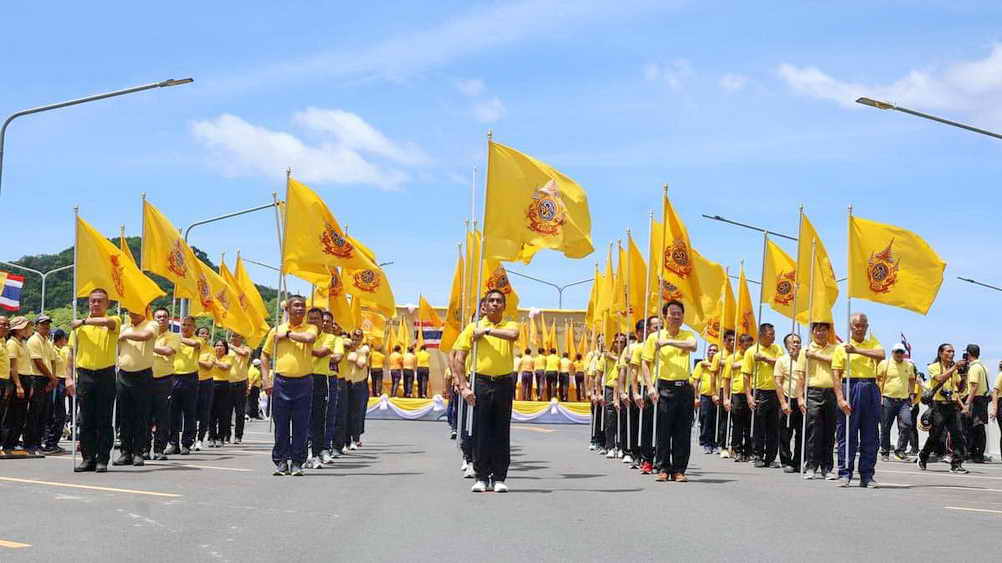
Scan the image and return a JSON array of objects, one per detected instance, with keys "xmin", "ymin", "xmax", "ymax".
[
  {"xmin": 35, "ymin": 314, "xmax": 52, "ymax": 324},
  {"xmin": 891, "ymin": 343, "xmax": 907, "ymax": 353},
  {"xmin": 9, "ymin": 316, "xmax": 30, "ymax": 330},
  {"xmin": 252, "ymin": 358, "xmax": 261, "ymax": 366}
]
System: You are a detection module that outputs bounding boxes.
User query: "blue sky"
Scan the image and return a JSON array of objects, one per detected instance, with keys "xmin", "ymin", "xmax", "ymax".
[{"xmin": 3, "ymin": 1, "xmax": 1002, "ymax": 370}]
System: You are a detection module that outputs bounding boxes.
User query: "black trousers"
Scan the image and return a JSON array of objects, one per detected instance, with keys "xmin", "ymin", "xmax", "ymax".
[
  {"xmin": 534, "ymin": 371, "xmax": 545, "ymax": 400},
  {"xmin": 731, "ymin": 394, "xmax": 751, "ymax": 458},
  {"xmin": 879, "ymin": 397, "xmax": 913, "ymax": 455},
  {"xmin": 716, "ymin": 396, "xmax": 729, "ymax": 448},
  {"xmin": 603, "ymin": 386, "xmax": 619, "ymax": 449},
  {"xmin": 698, "ymin": 395, "xmax": 717, "ymax": 448},
  {"xmin": 627, "ymin": 397, "xmax": 640, "ymax": 458},
  {"xmin": 574, "ymin": 374, "xmax": 584, "ymax": 401},
  {"xmin": 77, "ymin": 367, "xmax": 117, "ymax": 464},
  {"xmin": 416, "ymin": 367, "xmax": 430, "ymax": 398},
  {"xmin": 472, "ymin": 374, "xmax": 514, "ymax": 482},
  {"xmin": 921, "ymin": 402, "xmax": 966, "ymax": 468},
  {"xmin": 230, "ymin": 381, "xmax": 248, "ymax": 441},
  {"xmin": 390, "ymin": 370, "xmax": 402, "ymax": 397},
  {"xmin": 963, "ymin": 396, "xmax": 988, "ymax": 461},
  {"xmin": 147, "ymin": 376, "xmax": 173, "ymax": 454},
  {"xmin": 209, "ymin": 380, "xmax": 231, "ymax": 442},
  {"xmin": 656, "ymin": 380, "xmax": 694, "ymax": 474},
  {"xmin": 170, "ymin": 373, "xmax": 198, "ymax": 449},
  {"xmin": 44, "ymin": 379, "xmax": 67, "ymax": 449},
  {"xmin": 779, "ymin": 398, "xmax": 803, "ymax": 469},
  {"xmin": 909, "ymin": 404, "xmax": 920, "ymax": 452},
  {"xmin": 333, "ymin": 378, "xmax": 350, "ymax": 450},
  {"xmin": 309, "ymin": 374, "xmax": 328, "ymax": 457},
  {"xmin": 544, "ymin": 371, "xmax": 558, "ymax": 401},
  {"xmin": 370, "ymin": 370, "xmax": 383, "ymax": 397},
  {"xmin": 22, "ymin": 375, "xmax": 50, "ymax": 451},
  {"xmin": 347, "ymin": 380, "xmax": 369, "ymax": 443},
  {"xmin": 805, "ymin": 387, "xmax": 837, "ymax": 473},
  {"xmin": 116, "ymin": 368, "xmax": 152, "ymax": 456},
  {"xmin": 247, "ymin": 386, "xmax": 261, "ymax": 419},
  {"xmin": 753, "ymin": 389, "xmax": 781, "ymax": 464},
  {"xmin": 1, "ymin": 378, "xmax": 26, "ymax": 450},
  {"xmin": 458, "ymin": 397, "xmax": 474, "ymax": 462},
  {"xmin": 196, "ymin": 379, "xmax": 214, "ymax": 442},
  {"xmin": 591, "ymin": 400, "xmax": 604, "ymax": 445},
  {"xmin": 558, "ymin": 373, "xmax": 570, "ymax": 402},
  {"xmin": 403, "ymin": 369, "xmax": 415, "ymax": 398},
  {"xmin": 639, "ymin": 386, "xmax": 655, "ymax": 462}
]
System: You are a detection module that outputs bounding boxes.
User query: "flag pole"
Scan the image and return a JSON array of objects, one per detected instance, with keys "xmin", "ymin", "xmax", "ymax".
[
  {"xmin": 785, "ymin": 206, "xmax": 803, "ymax": 469},
  {"xmin": 71, "ymin": 205, "xmax": 79, "ymax": 468},
  {"xmin": 801, "ymin": 222, "xmax": 817, "ymax": 478},
  {"xmin": 651, "ymin": 186, "xmax": 670, "ymax": 469},
  {"xmin": 749, "ymin": 231, "xmax": 768, "ymax": 458},
  {"xmin": 638, "ymin": 211, "xmax": 654, "ymax": 455},
  {"xmin": 624, "ymin": 232, "xmax": 634, "ymax": 456},
  {"xmin": 456, "ymin": 240, "xmax": 465, "ymax": 453},
  {"xmin": 723, "ymin": 266, "xmax": 733, "ymax": 457},
  {"xmin": 464, "ymin": 132, "xmax": 491, "ymax": 436},
  {"xmin": 842, "ymin": 204, "xmax": 853, "ymax": 483},
  {"xmin": 267, "ymin": 181, "xmax": 288, "ymax": 434}
]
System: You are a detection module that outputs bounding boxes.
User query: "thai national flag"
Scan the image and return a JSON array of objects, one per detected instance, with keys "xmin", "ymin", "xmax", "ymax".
[
  {"xmin": 0, "ymin": 273, "xmax": 25, "ymax": 312},
  {"xmin": 414, "ymin": 320, "xmax": 442, "ymax": 348}
]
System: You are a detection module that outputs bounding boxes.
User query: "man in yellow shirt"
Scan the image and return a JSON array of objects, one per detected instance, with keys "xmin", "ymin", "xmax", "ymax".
[
  {"xmin": 306, "ymin": 307, "xmax": 332, "ymax": 467},
  {"xmin": 194, "ymin": 326, "xmax": 214, "ymax": 450},
  {"xmin": 370, "ymin": 344, "xmax": 386, "ymax": 398},
  {"xmin": 533, "ymin": 348, "xmax": 547, "ymax": 401},
  {"xmin": 345, "ymin": 330, "xmax": 370, "ymax": 450},
  {"xmin": 324, "ymin": 317, "xmax": 347, "ymax": 459},
  {"xmin": 226, "ymin": 332, "xmax": 251, "ymax": 446},
  {"xmin": 573, "ymin": 353, "xmax": 586, "ymax": 402},
  {"xmin": 4, "ymin": 317, "xmax": 32, "ymax": 454},
  {"xmin": 774, "ymin": 332, "xmax": 803, "ymax": 473},
  {"xmin": 67, "ymin": 289, "xmax": 121, "ymax": 473},
  {"xmin": 961, "ymin": 344, "xmax": 990, "ymax": 463},
  {"xmin": 745, "ymin": 323, "xmax": 784, "ymax": 468},
  {"xmin": 518, "ymin": 348, "xmax": 534, "ymax": 402},
  {"xmin": 634, "ymin": 316, "xmax": 660, "ymax": 473},
  {"xmin": 416, "ymin": 344, "xmax": 432, "ymax": 399},
  {"xmin": 794, "ymin": 321, "xmax": 850, "ymax": 480},
  {"xmin": 621, "ymin": 330, "xmax": 643, "ymax": 466},
  {"xmin": 451, "ymin": 289, "xmax": 519, "ymax": 493},
  {"xmin": 713, "ymin": 330, "xmax": 735, "ymax": 457},
  {"xmin": 642, "ymin": 300, "xmax": 698, "ymax": 482},
  {"xmin": 42, "ymin": 328, "xmax": 71, "ymax": 454},
  {"xmin": 558, "ymin": 352, "xmax": 572, "ymax": 403},
  {"xmin": 166, "ymin": 316, "xmax": 203, "ymax": 455},
  {"xmin": 147, "ymin": 308, "xmax": 179, "ymax": 461},
  {"xmin": 694, "ymin": 342, "xmax": 719, "ymax": 456},
  {"xmin": 918, "ymin": 344, "xmax": 968, "ymax": 473},
  {"xmin": 261, "ymin": 295, "xmax": 317, "ymax": 476},
  {"xmin": 24, "ymin": 315, "xmax": 57, "ymax": 455},
  {"xmin": 832, "ymin": 313, "xmax": 885, "ymax": 487},
  {"xmin": 388, "ymin": 345, "xmax": 403, "ymax": 398},
  {"xmin": 544, "ymin": 347, "xmax": 560, "ymax": 402},
  {"xmin": 402, "ymin": 345, "xmax": 417, "ymax": 398},
  {"xmin": 727, "ymin": 333, "xmax": 754, "ymax": 463},
  {"xmin": 112, "ymin": 311, "xmax": 158, "ymax": 466},
  {"xmin": 877, "ymin": 342, "xmax": 916, "ymax": 462}
]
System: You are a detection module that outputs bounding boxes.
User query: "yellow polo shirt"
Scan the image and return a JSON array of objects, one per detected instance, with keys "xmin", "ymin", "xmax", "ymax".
[
  {"xmin": 926, "ymin": 362, "xmax": 962, "ymax": 401},
  {"xmin": 559, "ymin": 357, "xmax": 572, "ymax": 373},
  {"xmin": 229, "ymin": 349, "xmax": 250, "ymax": 382},
  {"xmin": 197, "ymin": 351, "xmax": 213, "ymax": 381},
  {"xmin": 402, "ymin": 352, "xmax": 417, "ymax": 370},
  {"xmin": 695, "ymin": 359, "xmax": 714, "ymax": 396},
  {"xmin": 248, "ymin": 366, "xmax": 262, "ymax": 388},
  {"xmin": 262, "ymin": 322, "xmax": 318, "ymax": 378},
  {"xmin": 454, "ymin": 318, "xmax": 519, "ymax": 377},
  {"xmin": 69, "ymin": 317, "xmax": 121, "ymax": 371},
  {"xmin": 153, "ymin": 331, "xmax": 180, "ymax": 378},
  {"xmin": 8, "ymin": 338, "xmax": 31, "ymax": 376},
  {"xmin": 0, "ymin": 337, "xmax": 10, "ymax": 380},
  {"xmin": 26, "ymin": 333, "xmax": 54, "ymax": 377},
  {"xmin": 710, "ymin": 349, "xmax": 734, "ymax": 391},
  {"xmin": 641, "ymin": 328, "xmax": 696, "ymax": 381},
  {"xmin": 313, "ymin": 333, "xmax": 337, "ymax": 376},
  {"xmin": 796, "ymin": 342, "xmax": 839, "ymax": 389},
  {"xmin": 774, "ymin": 354, "xmax": 800, "ymax": 398},
  {"xmin": 600, "ymin": 352, "xmax": 621, "ymax": 387},
  {"xmin": 878, "ymin": 359, "xmax": 914, "ymax": 399},
  {"xmin": 371, "ymin": 350, "xmax": 386, "ymax": 371},
  {"xmin": 388, "ymin": 351, "xmax": 403, "ymax": 370},
  {"xmin": 533, "ymin": 354, "xmax": 546, "ymax": 371},
  {"xmin": 518, "ymin": 355, "xmax": 534, "ymax": 373},
  {"xmin": 346, "ymin": 345, "xmax": 370, "ymax": 383},
  {"xmin": 211, "ymin": 353, "xmax": 232, "ymax": 382},
  {"xmin": 967, "ymin": 360, "xmax": 989, "ymax": 398},
  {"xmin": 416, "ymin": 350, "xmax": 431, "ymax": 369},
  {"xmin": 729, "ymin": 351, "xmax": 748, "ymax": 394},
  {"xmin": 832, "ymin": 335, "xmax": 882, "ymax": 378},
  {"xmin": 173, "ymin": 337, "xmax": 201, "ymax": 375},
  {"xmin": 742, "ymin": 343, "xmax": 783, "ymax": 391},
  {"xmin": 53, "ymin": 345, "xmax": 68, "ymax": 379},
  {"xmin": 118, "ymin": 320, "xmax": 159, "ymax": 372},
  {"xmin": 545, "ymin": 354, "xmax": 560, "ymax": 372}
]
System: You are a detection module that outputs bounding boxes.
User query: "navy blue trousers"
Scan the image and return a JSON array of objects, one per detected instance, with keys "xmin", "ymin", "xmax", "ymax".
[
  {"xmin": 272, "ymin": 374, "xmax": 313, "ymax": 465},
  {"xmin": 836, "ymin": 379, "xmax": 880, "ymax": 480}
]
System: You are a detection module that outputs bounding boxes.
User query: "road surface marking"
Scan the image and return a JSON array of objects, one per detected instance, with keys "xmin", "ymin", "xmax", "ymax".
[
  {"xmin": 511, "ymin": 426, "xmax": 556, "ymax": 433},
  {"xmin": 0, "ymin": 477, "xmax": 180, "ymax": 498},
  {"xmin": 879, "ymin": 469, "xmax": 1002, "ymax": 481},
  {"xmin": 0, "ymin": 540, "xmax": 31, "ymax": 548},
  {"xmin": 945, "ymin": 506, "xmax": 1002, "ymax": 515}
]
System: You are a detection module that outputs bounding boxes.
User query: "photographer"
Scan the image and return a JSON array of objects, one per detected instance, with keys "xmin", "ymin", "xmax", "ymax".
[
  {"xmin": 961, "ymin": 345, "xmax": 990, "ymax": 463},
  {"xmin": 917, "ymin": 344, "xmax": 968, "ymax": 474}
]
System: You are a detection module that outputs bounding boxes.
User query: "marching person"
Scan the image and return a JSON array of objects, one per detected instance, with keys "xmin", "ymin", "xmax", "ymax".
[
  {"xmin": 43, "ymin": 328, "xmax": 70, "ymax": 454},
  {"xmin": 624, "ymin": 323, "xmax": 647, "ymax": 467},
  {"xmin": 68, "ymin": 289, "xmax": 121, "ymax": 473},
  {"xmin": 775, "ymin": 333, "xmax": 804, "ymax": 474},
  {"xmin": 262, "ymin": 294, "xmax": 317, "ymax": 476},
  {"xmin": 369, "ymin": 342, "xmax": 385, "ymax": 397},
  {"xmin": 3, "ymin": 317, "xmax": 32, "ymax": 454},
  {"xmin": 247, "ymin": 358, "xmax": 263, "ymax": 420},
  {"xmin": 533, "ymin": 347, "xmax": 547, "ymax": 401},
  {"xmin": 636, "ymin": 316, "xmax": 660, "ymax": 474},
  {"xmin": 796, "ymin": 322, "xmax": 848, "ymax": 480},
  {"xmin": 558, "ymin": 352, "xmax": 572, "ymax": 403},
  {"xmin": 0, "ymin": 316, "xmax": 17, "ymax": 455},
  {"xmin": 166, "ymin": 316, "xmax": 201, "ymax": 455},
  {"xmin": 307, "ymin": 308, "xmax": 335, "ymax": 467},
  {"xmin": 603, "ymin": 333, "xmax": 627, "ymax": 459},
  {"xmin": 113, "ymin": 311, "xmax": 157, "ymax": 466},
  {"xmin": 332, "ymin": 327, "xmax": 351, "ymax": 456},
  {"xmin": 574, "ymin": 353, "xmax": 586, "ymax": 402},
  {"xmin": 25, "ymin": 315, "xmax": 57, "ymax": 456},
  {"xmin": 746, "ymin": 323, "xmax": 783, "ymax": 469},
  {"xmin": 727, "ymin": 334, "xmax": 754, "ymax": 463},
  {"xmin": 877, "ymin": 342, "xmax": 917, "ymax": 462},
  {"xmin": 961, "ymin": 344, "xmax": 990, "ymax": 464},
  {"xmin": 194, "ymin": 326, "xmax": 214, "ymax": 450},
  {"xmin": 388, "ymin": 345, "xmax": 403, "ymax": 398},
  {"xmin": 917, "ymin": 344, "xmax": 968, "ymax": 474},
  {"xmin": 146, "ymin": 308, "xmax": 178, "ymax": 461},
  {"xmin": 416, "ymin": 344, "xmax": 431, "ymax": 399},
  {"xmin": 833, "ymin": 313, "xmax": 885, "ymax": 488},
  {"xmin": 714, "ymin": 330, "xmax": 736, "ymax": 458},
  {"xmin": 451, "ymin": 289, "xmax": 519, "ymax": 493},
  {"xmin": 545, "ymin": 347, "xmax": 560, "ymax": 402},
  {"xmin": 345, "ymin": 329, "xmax": 370, "ymax": 450},
  {"xmin": 402, "ymin": 345, "xmax": 417, "ymax": 398},
  {"xmin": 321, "ymin": 313, "xmax": 344, "ymax": 461},
  {"xmin": 207, "ymin": 339, "xmax": 233, "ymax": 448},
  {"xmin": 695, "ymin": 343, "xmax": 719, "ymax": 455},
  {"xmin": 643, "ymin": 300, "xmax": 698, "ymax": 483},
  {"xmin": 587, "ymin": 341, "xmax": 603, "ymax": 451},
  {"xmin": 227, "ymin": 333, "xmax": 251, "ymax": 446}
]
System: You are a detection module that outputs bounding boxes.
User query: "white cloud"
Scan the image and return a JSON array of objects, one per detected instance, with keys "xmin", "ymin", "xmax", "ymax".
[
  {"xmin": 456, "ymin": 79, "xmax": 485, "ymax": 97},
  {"xmin": 473, "ymin": 97, "xmax": 505, "ymax": 123},
  {"xmin": 191, "ymin": 111, "xmax": 425, "ymax": 190},
  {"xmin": 720, "ymin": 73, "xmax": 748, "ymax": 91},
  {"xmin": 643, "ymin": 59, "xmax": 693, "ymax": 90},
  {"xmin": 777, "ymin": 44, "xmax": 1002, "ymax": 123}
]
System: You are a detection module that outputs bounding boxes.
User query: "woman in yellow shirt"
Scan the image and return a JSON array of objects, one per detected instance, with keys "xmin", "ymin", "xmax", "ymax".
[
  {"xmin": 369, "ymin": 346, "xmax": 386, "ymax": 397},
  {"xmin": 388, "ymin": 346, "xmax": 404, "ymax": 397},
  {"xmin": 402, "ymin": 345, "xmax": 417, "ymax": 398},
  {"xmin": 207, "ymin": 340, "xmax": 233, "ymax": 448},
  {"xmin": 533, "ymin": 348, "xmax": 547, "ymax": 401},
  {"xmin": 194, "ymin": 327, "xmax": 214, "ymax": 450},
  {"xmin": 558, "ymin": 353, "xmax": 573, "ymax": 402},
  {"xmin": 573, "ymin": 353, "xmax": 586, "ymax": 402},
  {"xmin": 544, "ymin": 348, "xmax": 560, "ymax": 401},
  {"xmin": 517, "ymin": 348, "xmax": 534, "ymax": 401},
  {"xmin": 2, "ymin": 317, "xmax": 32, "ymax": 453},
  {"xmin": 415, "ymin": 345, "xmax": 432, "ymax": 398},
  {"xmin": 600, "ymin": 333, "xmax": 627, "ymax": 457}
]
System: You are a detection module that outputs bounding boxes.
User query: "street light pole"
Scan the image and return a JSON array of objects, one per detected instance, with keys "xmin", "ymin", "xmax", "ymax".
[
  {"xmin": 0, "ymin": 261, "xmax": 73, "ymax": 313},
  {"xmin": 856, "ymin": 97, "xmax": 1002, "ymax": 141},
  {"xmin": 957, "ymin": 276, "xmax": 1002, "ymax": 293},
  {"xmin": 0, "ymin": 77, "xmax": 194, "ymax": 198},
  {"xmin": 505, "ymin": 270, "xmax": 593, "ymax": 309}
]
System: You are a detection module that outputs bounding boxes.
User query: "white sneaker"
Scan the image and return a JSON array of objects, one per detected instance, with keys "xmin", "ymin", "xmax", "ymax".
[
  {"xmin": 622, "ymin": 455, "xmax": 634, "ymax": 464},
  {"xmin": 463, "ymin": 466, "xmax": 476, "ymax": 479},
  {"xmin": 606, "ymin": 449, "xmax": 616, "ymax": 459},
  {"xmin": 615, "ymin": 449, "xmax": 624, "ymax": 459},
  {"xmin": 341, "ymin": 446, "xmax": 349, "ymax": 455},
  {"xmin": 461, "ymin": 461, "xmax": 468, "ymax": 471},
  {"xmin": 471, "ymin": 480, "xmax": 488, "ymax": 493},
  {"xmin": 493, "ymin": 481, "xmax": 509, "ymax": 493},
  {"xmin": 349, "ymin": 442, "xmax": 358, "ymax": 451},
  {"xmin": 803, "ymin": 471, "xmax": 814, "ymax": 480},
  {"xmin": 824, "ymin": 472, "xmax": 837, "ymax": 481},
  {"xmin": 588, "ymin": 444, "xmax": 596, "ymax": 451},
  {"xmin": 194, "ymin": 441, "xmax": 202, "ymax": 452},
  {"xmin": 720, "ymin": 449, "xmax": 732, "ymax": 459}
]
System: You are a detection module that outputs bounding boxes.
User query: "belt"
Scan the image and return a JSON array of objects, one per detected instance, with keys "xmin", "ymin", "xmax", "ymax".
[
  {"xmin": 847, "ymin": 377, "xmax": 876, "ymax": 383},
  {"xmin": 657, "ymin": 379, "xmax": 689, "ymax": 388},
  {"xmin": 474, "ymin": 372, "xmax": 513, "ymax": 380}
]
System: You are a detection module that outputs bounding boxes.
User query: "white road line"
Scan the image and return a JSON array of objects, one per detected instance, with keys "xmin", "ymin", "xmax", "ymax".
[
  {"xmin": 879, "ymin": 469, "xmax": 1002, "ymax": 481},
  {"xmin": 0, "ymin": 539, "xmax": 31, "ymax": 549},
  {"xmin": 0, "ymin": 477, "xmax": 180, "ymax": 498},
  {"xmin": 945, "ymin": 506, "xmax": 1002, "ymax": 515}
]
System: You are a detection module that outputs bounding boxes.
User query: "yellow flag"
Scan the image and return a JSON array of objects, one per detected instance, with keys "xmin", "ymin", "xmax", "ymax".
[
  {"xmin": 481, "ymin": 259, "xmax": 520, "ymax": 319},
  {"xmin": 517, "ymin": 319, "xmax": 528, "ymax": 352},
  {"xmin": 440, "ymin": 252, "xmax": 465, "ymax": 352},
  {"xmin": 735, "ymin": 264, "xmax": 758, "ymax": 340},
  {"xmin": 141, "ymin": 200, "xmax": 201, "ymax": 299},
  {"xmin": 348, "ymin": 295, "xmax": 361, "ymax": 333},
  {"xmin": 626, "ymin": 233, "xmax": 647, "ymax": 329},
  {"xmin": 76, "ymin": 215, "xmax": 165, "ymax": 313},
  {"xmin": 548, "ymin": 318, "xmax": 557, "ymax": 351},
  {"xmin": 483, "ymin": 141, "xmax": 593, "ymax": 263},
  {"xmin": 417, "ymin": 295, "xmax": 443, "ymax": 328},
  {"xmin": 612, "ymin": 241, "xmax": 630, "ymax": 332},
  {"xmin": 704, "ymin": 274, "xmax": 736, "ymax": 347},
  {"xmin": 564, "ymin": 321, "xmax": 575, "ymax": 357},
  {"xmin": 220, "ymin": 261, "xmax": 267, "ymax": 345},
  {"xmin": 577, "ymin": 325, "xmax": 588, "ymax": 358},
  {"xmin": 345, "ymin": 266, "xmax": 396, "ymax": 318},
  {"xmin": 585, "ymin": 263, "xmax": 600, "ymax": 328},
  {"xmin": 397, "ymin": 318, "xmax": 410, "ymax": 350},
  {"xmin": 659, "ymin": 194, "xmax": 701, "ymax": 312},
  {"xmin": 119, "ymin": 226, "xmax": 137, "ymax": 267},
  {"xmin": 762, "ymin": 239, "xmax": 798, "ymax": 319},
  {"xmin": 688, "ymin": 249, "xmax": 726, "ymax": 334},
  {"xmin": 527, "ymin": 314, "xmax": 538, "ymax": 350},
  {"xmin": 648, "ymin": 214, "xmax": 719, "ymax": 331},
  {"xmin": 183, "ymin": 258, "xmax": 257, "ymax": 339},
  {"xmin": 464, "ymin": 230, "xmax": 482, "ymax": 315},
  {"xmin": 797, "ymin": 212, "xmax": 839, "ymax": 324},
  {"xmin": 359, "ymin": 308, "xmax": 384, "ymax": 345},
  {"xmin": 282, "ymin": 177, "xmax": 379, "ymax": 284},
  {"xmin": 597, "ymin": 247, "xmax": 618, "ymax": 343},
  {"xmin": 234, "ymin": 256, "xmax": 271, "ymax": 327},
  {"xmin": 312, "ymin": 267, "xmax": 354, "ymax": 331},
  {"xmin": 848, "ymin": 215, "xmax": 945, "ymax": 315}
]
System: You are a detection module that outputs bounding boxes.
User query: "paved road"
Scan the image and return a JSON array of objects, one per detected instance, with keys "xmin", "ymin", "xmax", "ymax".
[{"xmin": 1, "ymin": 418, "xmax": 1000, "ymax": 561}]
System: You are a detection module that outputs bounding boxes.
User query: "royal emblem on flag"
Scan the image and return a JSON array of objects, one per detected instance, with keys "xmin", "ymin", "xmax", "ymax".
[
  {"xmin": 740, "ymin": 311, "xmax": 755, "ymax": 334},
  {"xmin": 663, "ymin": 239, "xmax": 693, "ymax": 278},
  {"xmin": 353, "ymin": 269, "xmax": 380, "ymax": 293},
  {"xmin": 320, "ymin": 224, "xmax": 354, "ymax": 258},
  {"xmin": 197, "ymin": 272, "xmax": 212, "ymax": 308},
  {"xmin": 659, "ymin": 279, "xmax": 683, "ymax": 302},
  {"xmin": 327, "ymin": 269, "xmax": 344, "ymax": 298},
  {"xmin": 525, "ymin": 179, "xmax": 566, "ymax": 236},
  {"xmin": 109, "ymin": 255, "xmax": 126, "ymax": 296},
  {"xmin": 167, "ymin": 239, "xmax": 189, "ymax": 278},
  {"xmin": 215, "ymin": 288, "xmax": 230, "ymax": 317},
  {"xmin": 486, "ymin": 266, "xmax": 512, "ymax": 295},
  {"xmin": 705, "ymin": 318, "xmax": 720, "ymax": 340},
  {"xmin": 867, "ymin": 239, "xmax": 900, "ymax": 294},
  {"xmin": 774, "ymin": 270, "xmax": 797, "ymax": 306}
]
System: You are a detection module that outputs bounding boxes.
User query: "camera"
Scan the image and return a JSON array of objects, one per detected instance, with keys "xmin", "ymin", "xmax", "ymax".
[
  {"xmin": 940, "ymin": 389, "xmax": 953, "ymax": 400},
  {"xmin": 958, "ymin": 352, "xmax": 970, "ymax": 376}
]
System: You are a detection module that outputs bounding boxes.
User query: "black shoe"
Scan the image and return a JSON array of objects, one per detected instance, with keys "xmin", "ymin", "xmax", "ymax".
[
  {"xmin": 74, "ymin": 460, "xmax": 96, "ymax": 472},
  {"xmin": 41, "ymin": 445, "xmax": 64, "ymax": 455},
  {"xmin": 917, "ymin": 457, "xmax": 927, "ymax": 470},
  {"xmin": 951, "ymin": 466, "xmax": 970, "ymax": 474},
  {"xmin": 142, "ymin": 452, "xmax": 151, "ymax": 460},
  {"xmin": 753, "ymin": 460, "xmax": 767, "ymax": 468},
  {"xmin": 783, "ymin": 465, "xmax": 799, "ymax": 474},
  {"xmin": 290, "ymin": 463, "xmax": 304, "ymax": 476},
  {"xmin": 133, "ymin": 455, "xmax": 145, "ymax": 467},
  {"xmin": 180, "ymin": 447, "xmax": 191, "ymax": 455},
  {"xmin": 273, "ymin": 461, "xmax": 289, "ymax": 476},
  {"xmin": 112, "ymin": 453, "xmax": 133, "ymax": 466},
  {"xmin": 450, "ymin": 431, "xmax": 457, "ymax": 440},
  {"xmin": 95, "ymin": 462, "xmax": 109, "ymax": 473},
  {"xmin": 153, "ymin": 453, "xmax": 168, "ymax": 461}
]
